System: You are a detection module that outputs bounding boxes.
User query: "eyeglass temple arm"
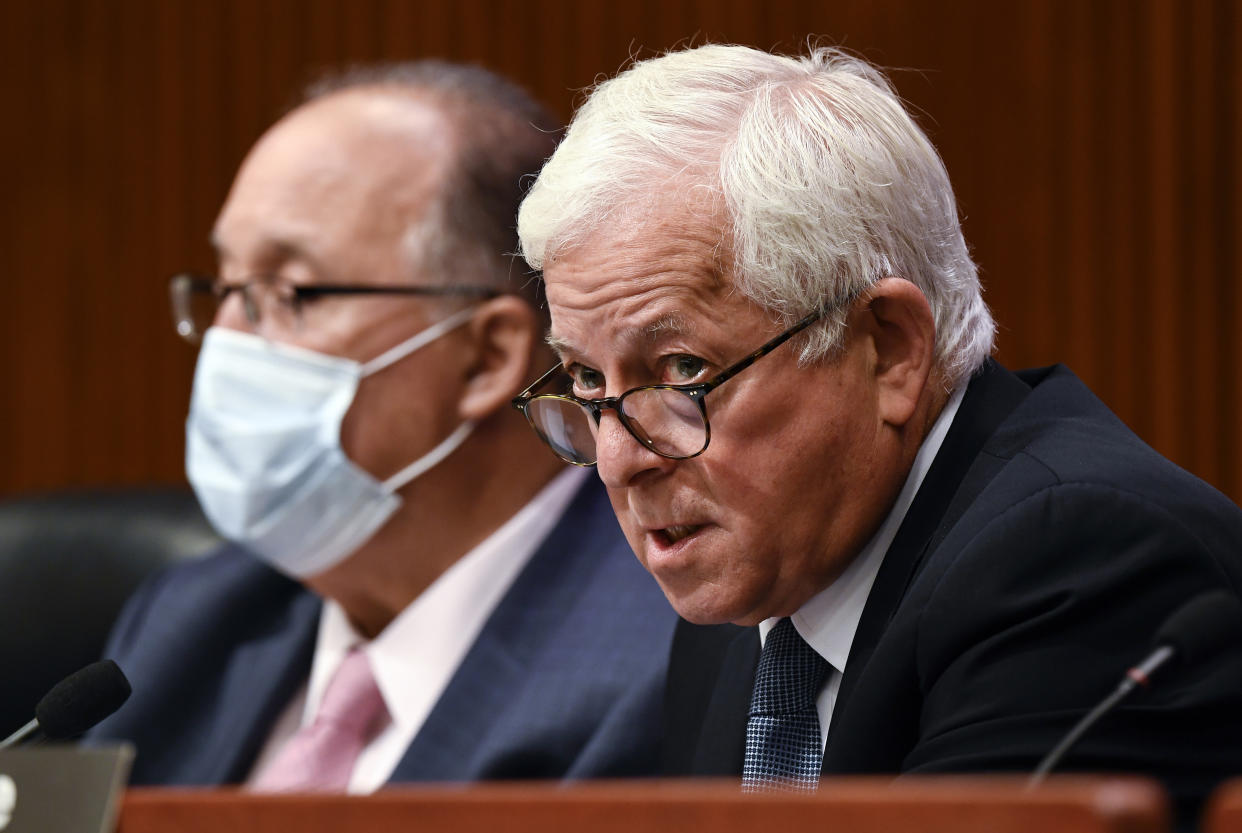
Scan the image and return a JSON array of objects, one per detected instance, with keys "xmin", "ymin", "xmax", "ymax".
[
  {"xmin": 512, "ymin": 363, "xmax": 566, "ymax": 407},
  {"xmin": 703, "ymin": 311, "xmax": 822, "ymax": 390}
]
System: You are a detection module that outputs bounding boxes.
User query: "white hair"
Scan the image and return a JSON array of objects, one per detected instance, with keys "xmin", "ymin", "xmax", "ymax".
[{"xmin": 518, "ymin": 44, "xmax": 995, "ymax": 387}]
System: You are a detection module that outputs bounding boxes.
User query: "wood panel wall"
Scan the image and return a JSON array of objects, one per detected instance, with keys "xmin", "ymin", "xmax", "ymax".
[{"xmin": 2, "ymin": 0, "xmax": 1239, "ymax": 501}]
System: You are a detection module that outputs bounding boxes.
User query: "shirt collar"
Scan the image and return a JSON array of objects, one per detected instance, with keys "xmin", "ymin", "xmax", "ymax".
[{"xmin": 759, "ymin": 383, "xmax": 966, "ymax": 673}]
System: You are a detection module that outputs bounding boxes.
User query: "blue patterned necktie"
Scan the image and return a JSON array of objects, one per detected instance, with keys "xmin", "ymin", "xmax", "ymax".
[{"xmin": 742, "ymin": 617, "xmax": 831, "ymax": 792}]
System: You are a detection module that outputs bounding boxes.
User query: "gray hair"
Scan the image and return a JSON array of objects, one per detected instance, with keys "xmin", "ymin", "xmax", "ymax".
[
  {"xmin": 517, "ymin": 44, "xmax": 994, "ymax": 386},
  {"xmin": 305, "ymin": 61, "xmax": 560, "ymax": 303}
]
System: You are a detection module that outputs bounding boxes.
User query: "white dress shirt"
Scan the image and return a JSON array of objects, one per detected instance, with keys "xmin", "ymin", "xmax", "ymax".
[
  {"xmin": 247, "ymin": 465, "xmax": 590, "ymax": 793},
  {"xmin": 757, "ymin": 383, "xmax": 965, "ymax": 749}
]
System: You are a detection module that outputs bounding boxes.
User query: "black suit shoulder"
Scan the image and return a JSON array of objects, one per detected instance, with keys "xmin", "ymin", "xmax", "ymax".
[{"xmin": 828, "ymin": 365, "xmax": 1242, "ymax": 823}]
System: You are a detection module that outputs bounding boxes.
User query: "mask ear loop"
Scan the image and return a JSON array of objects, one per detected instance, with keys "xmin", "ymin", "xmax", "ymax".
[
  {"xmin": 382, "ymin": 421, "xmax": 476, "ymax": 492},
  {"xmin": 364, "ymin": 305, "xmax": 482, "ymax": 492},
  {"xmin": 360, "ymin": 306, "xmax": 479, "ymax": 377}
]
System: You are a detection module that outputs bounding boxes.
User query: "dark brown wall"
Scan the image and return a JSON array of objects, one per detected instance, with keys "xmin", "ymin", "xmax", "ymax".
[{"xmin": 3, "ymin": 0, "xmax": 1239, "ymax": 500}]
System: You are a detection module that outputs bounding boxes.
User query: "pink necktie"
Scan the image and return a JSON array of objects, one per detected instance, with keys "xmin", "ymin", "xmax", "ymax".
[{"xmin": 252, "ymin": 648, "xmax": 389, "ymax": 793}]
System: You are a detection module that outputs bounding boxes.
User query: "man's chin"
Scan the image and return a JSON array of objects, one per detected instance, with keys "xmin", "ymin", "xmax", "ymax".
[{"xmin": 657, "ymin": 582, "xmax": 758, "ymax": 626}]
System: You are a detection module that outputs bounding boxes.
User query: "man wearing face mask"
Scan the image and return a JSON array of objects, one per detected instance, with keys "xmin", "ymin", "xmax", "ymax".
[{"xmin": 86, "ymin": 61, "xmax": 678, "ymax": 790}]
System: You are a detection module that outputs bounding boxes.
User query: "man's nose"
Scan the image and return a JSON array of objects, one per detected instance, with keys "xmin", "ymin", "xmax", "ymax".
[{"xmin": 594, "ymin": 411, "xmax": 675, "ymax": 489}]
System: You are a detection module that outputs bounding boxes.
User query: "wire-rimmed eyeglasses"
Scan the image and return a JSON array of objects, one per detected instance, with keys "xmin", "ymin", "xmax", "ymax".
[
  {"xmin": 511, "ymin": 310, "xmax": 822, "ymax": 466},
  {"xmin": 168, "ymin": 272, "xmax": 501, "ymax": 343}
]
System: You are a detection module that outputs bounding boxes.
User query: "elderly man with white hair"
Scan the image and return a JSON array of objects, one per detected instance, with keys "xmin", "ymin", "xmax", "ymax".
[{"xmin": 511, "ymin": 43, "xmax": 1242, "ymax": 823}]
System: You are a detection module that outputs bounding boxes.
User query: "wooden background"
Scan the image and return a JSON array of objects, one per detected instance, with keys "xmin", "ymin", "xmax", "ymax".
[{"xmin": 2, "ymin": 0, "xmax": 1239, "ymax": 501}]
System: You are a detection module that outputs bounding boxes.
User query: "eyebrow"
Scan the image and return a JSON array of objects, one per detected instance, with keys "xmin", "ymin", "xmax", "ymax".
[
  {"xmin": 644, "ymin": 312, "xmax": 693, "ymax": 340},
  {"xmin": 545, "ymin": 332, "xmax": 575, "ymax": 358},
  {"xmin": 546, "ymin": 311, "xmax": 696, "ymax": 362}
]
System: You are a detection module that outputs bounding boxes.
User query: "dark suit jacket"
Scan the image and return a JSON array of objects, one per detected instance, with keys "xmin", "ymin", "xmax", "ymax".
[
  {"xmin": 665, "ymin": 361, "xmax": 1242, "ymax": 820},
  {"xmin": 89, "ymin": 475, "xmax": 678, "ymax": 785}
]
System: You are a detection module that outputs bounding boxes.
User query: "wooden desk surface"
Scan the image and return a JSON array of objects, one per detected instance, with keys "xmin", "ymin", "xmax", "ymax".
[{"xmin": 118, "ymin": 776, "xmax": 1169, "ymax": 833}]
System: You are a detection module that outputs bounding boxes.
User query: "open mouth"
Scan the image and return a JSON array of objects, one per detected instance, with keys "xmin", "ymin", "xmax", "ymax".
[{"xmin": 659, "ymin": 524, "xmax": 703, "ymax": 546}]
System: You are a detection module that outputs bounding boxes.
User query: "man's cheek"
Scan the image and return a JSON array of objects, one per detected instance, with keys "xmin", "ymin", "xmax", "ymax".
[{"xmin": 621, "ymin": 523, "xmax": 647, "ymax": 565}]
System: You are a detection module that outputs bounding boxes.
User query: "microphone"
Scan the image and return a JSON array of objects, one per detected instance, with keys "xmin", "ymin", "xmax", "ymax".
[
  {"xmin": 0, "ymin": 660, "xmax": 132, "ymax": 749},
  {"xmin": 1028, "ymin": 590, "xmax": 1242, "ymax": 787}
]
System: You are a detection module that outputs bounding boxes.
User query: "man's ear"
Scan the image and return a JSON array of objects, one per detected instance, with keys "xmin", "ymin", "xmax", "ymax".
[
  {"xmin": 862, "ymin": 277, "xmax": 937, "ymax": 428},
  {"xmin": 458, "ymin": 295, "xmax": 542, "ymax": 421}
]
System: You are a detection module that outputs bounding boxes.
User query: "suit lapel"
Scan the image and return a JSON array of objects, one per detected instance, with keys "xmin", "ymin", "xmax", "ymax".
[
  {"xmin": 825, "ymin": 360, "xmax": 1030, "ymax": 762},
  {"xmin": 690, "ymin": 627, "xmax": 759, "ymax": 775},
  {"xmin": 663, "ymin": 620, "xmax": 755, "ymax": 775},
  {"xmin": 389, "ymin": 476, "xmax": 614, "ymax": 781},
  {"xmin": 192, "ymin": 585, "xmax": 320, "ymax": 784},
  {"xmin": 390, "ymin": 629, "xmax": 527, "ymax": 780}
]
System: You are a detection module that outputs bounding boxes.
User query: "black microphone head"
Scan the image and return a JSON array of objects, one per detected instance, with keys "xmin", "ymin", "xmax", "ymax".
[
  {"xmin": 1153, "ymin": 590, "xmax": 1242, "ymax": 666},
  {"xmin": 34, "ymin": 660, "xmax": 132, "ymax": 740}
]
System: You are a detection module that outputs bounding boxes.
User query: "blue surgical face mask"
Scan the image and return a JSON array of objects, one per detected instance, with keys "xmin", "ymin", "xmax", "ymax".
[{"xmin": 185, "ymin": 307, "xmax": 477, "ymax": 578}]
